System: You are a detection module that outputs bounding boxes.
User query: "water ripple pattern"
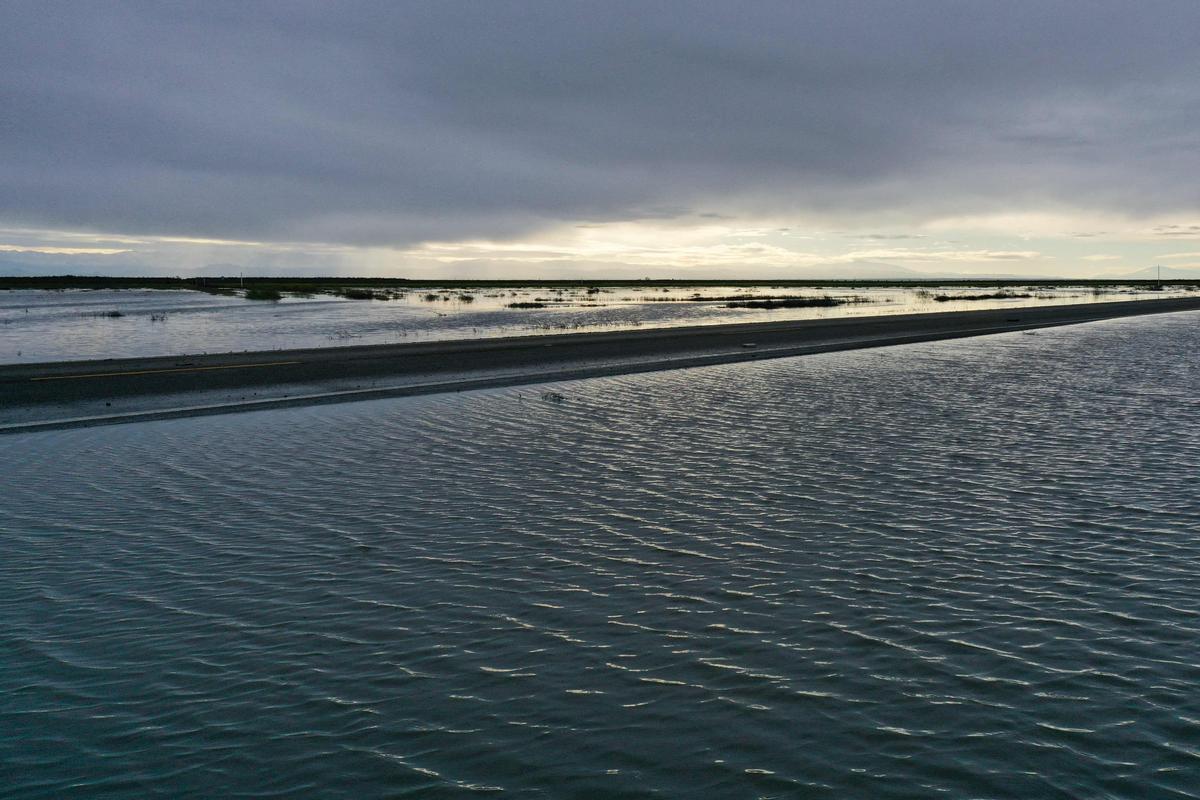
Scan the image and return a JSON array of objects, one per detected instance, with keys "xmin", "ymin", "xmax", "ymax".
[{"xmin": 2, "ymin": 312, "xmax": 1199, "ymax": 798}]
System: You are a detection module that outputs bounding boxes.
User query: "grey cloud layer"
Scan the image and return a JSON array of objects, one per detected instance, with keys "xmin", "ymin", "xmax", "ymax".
[{"xmin": 2, "ymin": 1, "xmax": 1198, "ymax": 246}]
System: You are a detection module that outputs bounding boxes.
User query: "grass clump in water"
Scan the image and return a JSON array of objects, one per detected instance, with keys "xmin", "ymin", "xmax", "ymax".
[
  {"xmin": 244, "ymin": 287, "xmax": 283, "ymax": 301},
  {"xmin": 932, "ymin": 292, "xmax": 1033, "ymax": 302},
  {"xmin": 507, "ymin": 302, "xmax": 547, "ymax": 309},
  {"xmin": 338, "ymin": 288, "xmax": 385, "ymax": 300},
  {"xmin": 725, "ymin": 295, "xmax": 864, "ymax": 309}
]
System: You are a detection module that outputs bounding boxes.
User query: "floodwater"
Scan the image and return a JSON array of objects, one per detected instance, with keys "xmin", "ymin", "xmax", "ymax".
[
  {"xmin": 1, "ymin": 283, "xmax": 1189, "ymax": 363},
  {"xmin": 2, "ymin": 312, "xmax": 1199, "ymax": 798}
]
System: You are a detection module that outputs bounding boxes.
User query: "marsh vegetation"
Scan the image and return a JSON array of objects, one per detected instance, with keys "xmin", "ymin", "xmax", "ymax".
[
  {"xmin": 724, "ymin": 295, "xmax": 873, "ymax": 309},
  {"xmin": 7, "ymin": 279, "xmax": 1194, "ymax": 364},
  {"xmin": 932, "ymin": 292, "xmax": 1033, "ymax": 302}
]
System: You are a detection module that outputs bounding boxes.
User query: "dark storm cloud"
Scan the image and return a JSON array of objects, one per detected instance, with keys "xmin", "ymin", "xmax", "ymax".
[{"xmin": 2, "ymin": 1, "xmax": 1199, "ymax": 246}]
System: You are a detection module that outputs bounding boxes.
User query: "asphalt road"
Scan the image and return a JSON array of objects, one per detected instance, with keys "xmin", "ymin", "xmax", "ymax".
[{"xmin": 3, "ymin": 297, "xmax": 1199, "ymax": 430}]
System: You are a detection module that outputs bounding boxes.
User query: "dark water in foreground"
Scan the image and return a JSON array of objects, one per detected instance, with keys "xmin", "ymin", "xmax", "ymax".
[{"xmin": 3, "ymin": 313, "xmax": 1199, "ymax": 798}]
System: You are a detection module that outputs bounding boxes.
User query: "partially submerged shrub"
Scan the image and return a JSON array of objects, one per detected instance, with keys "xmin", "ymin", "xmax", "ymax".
[
  {"xmin": 338, "ymin": 288, "xmax": 384, "ymax": 300},
  {"xmin": 932, "ymin": 292, "xmax": 1033, "ymax": 302},
  {"xmin": 725, "ymin": 296, "xmax": 856, "ymax": 309}
]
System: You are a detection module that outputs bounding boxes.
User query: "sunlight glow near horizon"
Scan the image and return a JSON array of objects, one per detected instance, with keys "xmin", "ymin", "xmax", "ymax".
[{"xmin": 4, "ymin": 212, "xmax": 1200, "ymax": 279}]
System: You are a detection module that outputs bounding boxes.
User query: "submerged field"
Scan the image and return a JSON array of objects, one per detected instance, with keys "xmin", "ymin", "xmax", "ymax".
[
  {"xmin": 1, "ymin": 281, "xmax": 1192, "ymax": 363},
  {"xmin": 2, "ymin": 311, "xmax": 1198, "ymax": 798}
]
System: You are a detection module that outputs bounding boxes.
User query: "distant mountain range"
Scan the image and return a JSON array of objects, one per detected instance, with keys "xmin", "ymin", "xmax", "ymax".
[
  {"xmin": 4, "ymin": 252, "xmax": 1199, "ymax": 281},
  {"xmin": 776, "ymin": 261, "xmax": 1043, "ymax": 281},
  {"xmin": 1105, "ymin": 265, "xmax": 1200, "ymax": 280}
]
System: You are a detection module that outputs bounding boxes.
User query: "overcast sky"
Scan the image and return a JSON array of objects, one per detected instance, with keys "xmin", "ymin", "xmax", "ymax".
[{"xmin": 3, "ymin": 1, "xmax": 1200, "ymax": 278}]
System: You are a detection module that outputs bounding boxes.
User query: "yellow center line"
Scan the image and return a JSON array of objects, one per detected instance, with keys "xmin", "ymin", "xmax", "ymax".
[{"xmin": 31, "ymin": 360, "xmax": 303, "ymax": 381}]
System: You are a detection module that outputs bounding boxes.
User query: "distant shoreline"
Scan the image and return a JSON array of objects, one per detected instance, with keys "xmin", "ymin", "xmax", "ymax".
[
  {"xmin": 4, "ymin": 296, "xmax": 1200, "ymax": 433},
  {"xmin": 3, "ymin": 275, "xmax": 1198, "ymax": 292}
]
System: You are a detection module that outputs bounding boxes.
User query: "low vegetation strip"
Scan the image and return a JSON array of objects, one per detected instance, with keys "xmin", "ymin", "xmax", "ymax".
[
  {"xmin": 693, "ymin": 294, "xmax": 838, "ymax": 302},
  {"xmin": 932, "ymin": 292, "xmax": 1033, "ymax": 302},
  {"xmin": 724, "ymin": 295, "xmax": 871, "ymax": 309}
]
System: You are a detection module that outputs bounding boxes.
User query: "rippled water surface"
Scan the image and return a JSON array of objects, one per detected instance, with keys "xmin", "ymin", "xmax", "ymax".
[{"xmin": 3, "ymin": 313, "xmax": 1200, "ymax": 798}]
